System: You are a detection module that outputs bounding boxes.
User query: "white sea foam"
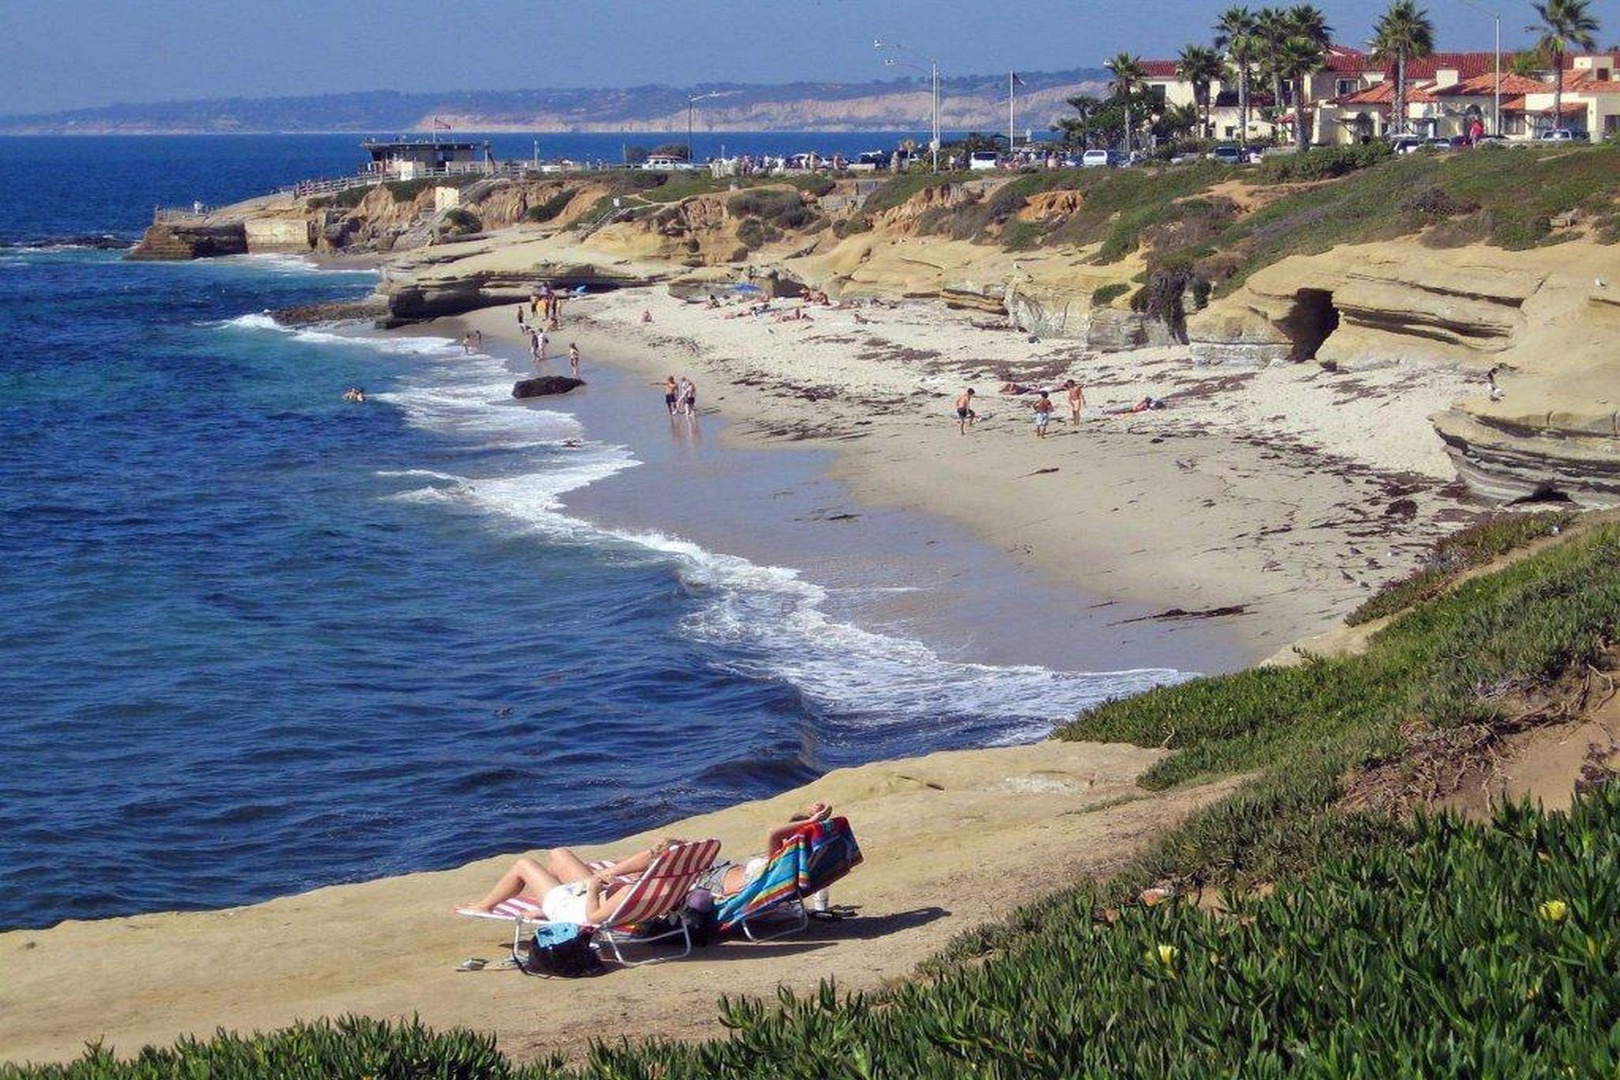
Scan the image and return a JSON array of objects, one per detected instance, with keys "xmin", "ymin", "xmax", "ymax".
[
  {"xmin": 255, "ymin": 306, "xmax": 1182, "ymax": 741},
  {"xmin": 219, "ymin": 253, "xmax": 380, "ymax": 277}
]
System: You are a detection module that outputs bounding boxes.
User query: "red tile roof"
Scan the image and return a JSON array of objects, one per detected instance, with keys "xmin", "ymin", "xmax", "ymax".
[
  {"xmin": 1501, "ymin": 96, "xmax": 1588, "ymax": 115},
  {"xmin": 1140, "ymin": 60, "xmax": 1181, "ymax": 78},
  {"xmin": 1330, "ymin": 81, "xmax": 1437, "ymax": 106},
  {"xmin": 1432, "ymin": 72, "xmax": 1554, "ymax": 96}
]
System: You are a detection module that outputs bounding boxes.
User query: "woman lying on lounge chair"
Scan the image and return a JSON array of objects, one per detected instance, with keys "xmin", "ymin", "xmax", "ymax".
[
  {"xmin": 459, "ymin": 838, "xmax": 683, "ymax": 926},
  {"xmin": 696, "ymin": 802, "xmax": 834, "ymax": 898}
]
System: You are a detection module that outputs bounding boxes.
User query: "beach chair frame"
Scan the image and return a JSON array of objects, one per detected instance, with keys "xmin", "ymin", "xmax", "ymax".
[{"xmin": 461, "ymin": 838, "xmax": 721, "ymax": 968}]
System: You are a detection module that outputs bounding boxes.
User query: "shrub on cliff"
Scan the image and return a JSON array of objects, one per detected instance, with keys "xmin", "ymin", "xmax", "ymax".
[
  {"xmin": 1255, "ymin": 143, "xmax": 1394, "ymax": 183},
  {"xmin": 726, "ymin": 189, "xmax": 818, "ymax": 231},
  {"xmin": 440, "ymin": 208, "xmax": 482, "ymax": 235},
  {"xmin": 524, "ymin": 189, "xmax": 575, "ymax": 223}
]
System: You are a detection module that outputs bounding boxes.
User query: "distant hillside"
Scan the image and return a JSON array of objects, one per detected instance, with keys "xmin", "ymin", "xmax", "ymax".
[{"xmin": 0, "ymin": 72, "xmax": 1109, "ymax": 135}]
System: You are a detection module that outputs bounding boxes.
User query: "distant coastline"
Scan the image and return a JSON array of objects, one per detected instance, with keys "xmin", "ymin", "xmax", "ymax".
[{"xmin": 0, "ymin": 71, "xmax": 1108, "ymax": 137}]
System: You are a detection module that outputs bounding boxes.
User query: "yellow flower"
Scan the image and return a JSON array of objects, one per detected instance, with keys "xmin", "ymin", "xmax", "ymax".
[
  {"xmin": 1538, "ymin": 899, "xmax": 1569, "ymax": 924},
  {"xmin": 1154, "ymin": 944, "xmax": 1179, "ymax": 969}
]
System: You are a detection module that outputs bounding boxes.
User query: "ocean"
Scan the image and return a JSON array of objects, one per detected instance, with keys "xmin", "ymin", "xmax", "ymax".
[{"xmin": 0, "ymin": 134, "xmax": 1189, "ymax": 932}]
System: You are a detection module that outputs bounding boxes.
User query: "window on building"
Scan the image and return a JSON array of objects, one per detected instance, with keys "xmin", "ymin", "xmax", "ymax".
[{"xmin": 1337, "ymin": 79, "xmax": 1358, "ymax": 97}]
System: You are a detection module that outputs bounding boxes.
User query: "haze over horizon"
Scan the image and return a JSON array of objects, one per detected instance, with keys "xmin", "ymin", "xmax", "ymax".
[{"xmin": 7, "ymin": 0, "xmax": 1609, "ymax": 116}]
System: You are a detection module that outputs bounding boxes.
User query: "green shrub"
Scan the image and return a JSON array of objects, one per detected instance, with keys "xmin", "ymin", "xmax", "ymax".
[
  {"xmin": 440, "ymin": 208, "xmax": 482, "ymax": 235},
  {"xmin": 524, "ymin": 188, "xmax": 575, "ymax": 223},
  {"xmin": 833, "ymin": 215, "xmax": 873, "ymax": 238},
  {"xmin": 1348, "ymin": 510, "xmax": 1576, "ymax": 625},
  {"xmin": 726, "ymin": 188, "xmax": 818, "ymax": 231},
  {"xmin": 1091, "ymin": 282, "xmax": 1131, "ymax": 306},
  {"xmin": 1255, "ymin": 142, "xmax": 1394, "ymax": 183},
  {"xmin": 1001, "ymin": 219, "xmax": 1042, "ymax": 251}
]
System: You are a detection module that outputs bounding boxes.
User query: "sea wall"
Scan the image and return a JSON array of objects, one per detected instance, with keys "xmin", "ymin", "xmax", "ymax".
[{"xmin": 245, "ymin": 218, "xmax": 314, "ymax": 253}]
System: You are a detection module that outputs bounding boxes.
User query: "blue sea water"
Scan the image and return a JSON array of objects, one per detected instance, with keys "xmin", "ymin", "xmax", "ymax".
[{"xmin": 0, "ymin": 135, "xmax": 1188, "ymax": 932}]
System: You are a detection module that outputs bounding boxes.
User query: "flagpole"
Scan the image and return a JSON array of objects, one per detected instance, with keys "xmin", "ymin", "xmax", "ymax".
[{"xmin": 1008, "ymin": 71, "xmax": 1016, "ymax": 151}]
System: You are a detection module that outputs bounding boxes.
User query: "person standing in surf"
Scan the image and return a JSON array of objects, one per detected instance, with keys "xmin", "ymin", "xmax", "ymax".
[{"xmin": 568, "ymin": 342, "xmax": 581, "ymax": 377}]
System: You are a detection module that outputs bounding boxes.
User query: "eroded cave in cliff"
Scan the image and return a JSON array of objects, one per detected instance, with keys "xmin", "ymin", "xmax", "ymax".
[{"xmin": 1278, "ymin": 288, "xmax": 1340, "ymax": 362}]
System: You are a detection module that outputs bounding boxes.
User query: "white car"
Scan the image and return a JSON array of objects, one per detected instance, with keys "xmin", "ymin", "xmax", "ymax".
[
  {"xmin": 640, "ymin": 155, "xmax": 691, "ymax": 171},
  {"xmin": 1081, "ymin": 148, "xmax": 1113, "ymax": 168},
  {"xmin": 1539, "ymin": 128, "xmax": 1585, "ymax": 141},
  {"xmin": 968, "ymin": 150, "xmax": 1001, "ymax": 170}
]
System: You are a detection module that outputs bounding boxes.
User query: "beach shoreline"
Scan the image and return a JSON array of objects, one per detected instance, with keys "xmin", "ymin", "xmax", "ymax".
[{"xmin": 1, "ymin": 237, "xmax": 1482, "ymax": 1067}]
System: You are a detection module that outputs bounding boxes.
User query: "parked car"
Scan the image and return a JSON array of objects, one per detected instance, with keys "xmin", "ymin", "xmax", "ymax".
[
  {"xmin": 968, "ymin": 150, "xmax": 1001, "ymax": 171},
  {"xmin": 640, "ymin": 154, "xmax": 692, "ymax": 171},
  {"xmin": 1389, "ymin": 135, "xmax": 1426, "ymax": 155},
  {"xmin": 1425, "ymin": 137, "xmax": 1453, "ymax": 152},
  {"xmin": 1081, "ymin": 148, "xmax": 1113, "ymax": 168},
  {"xmin": 1208, "ymin": 144, "xmax": 1244, "ymax": 165},
  {"xmin": 1539, "ymin": 128, "xmax": 1587, "ymax": 142}
]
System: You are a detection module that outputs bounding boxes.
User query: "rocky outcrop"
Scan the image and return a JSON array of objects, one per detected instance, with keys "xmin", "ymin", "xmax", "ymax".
[
  {"xmin": 1188, "ymin": 246, "xmax": 1541, "ymax": 368},
  {"xmin": 1433, "ymin": 408, "xmax": 1620, "ymax": 506},
  {"xmin": 129, "ymin": 221, "xmax": 247, "ymax": 260},
  {"xmin": 513, "ymin": 375, "xmax": 585, "ymax": 398}
]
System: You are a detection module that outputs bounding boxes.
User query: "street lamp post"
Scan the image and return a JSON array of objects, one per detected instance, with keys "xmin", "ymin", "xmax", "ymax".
[
  {"xmin": 687, "ymin": 91, "xmax": 727, "ymax": 165},
  {"xmin": 875, "ymin": 39, "xmax": 940, "ymax": 172},
  {"xmin": 1455, "ymin": 0, "xmax": 1502, "ymax": 135}
]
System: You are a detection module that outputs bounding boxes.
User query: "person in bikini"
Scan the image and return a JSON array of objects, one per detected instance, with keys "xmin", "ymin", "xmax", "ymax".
[
  {"xmin": 1065, "ymin": 379, "xmax": 1086, "ymax": 423},
  {"xmin": 459, "ymin": 837, "xmax": 688, "ymax": 926},
  {"xmin": 695, "ymin": 802, "xmax": 836, "ymax": 898}
]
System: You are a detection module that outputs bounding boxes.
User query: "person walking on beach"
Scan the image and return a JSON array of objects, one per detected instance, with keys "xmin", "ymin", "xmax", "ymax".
[
  {"xmin": 473, "ymin": 329, "xmax": 483, "ymax": 350},
  {"xmin": 955, "ymin": 388, "xmax": 977, "ymax": 434},
  {"xmin": 516, "ymin": 305, "xmax": 526, "ymax": 328},
  {"xmin": 1032, "ymin": 391, "xmax": 1054, "ymax": 438},
  {"xmin": 460, "ymin": 332, "xmax": 474, "ymax": 355},
  {"xmin": 568, "ymin": 342, "xmax": 581, "ymax": 377},
  {"xmin": 551, "ymin": 293, "xmax": 566, "ymax": 330},
  {"xmin": 677, "ymin": 375, "xmax": 696, "ymax": 416},
  {"xmin": 663, "ymin": 375, "xmax": 679, "ymax": 415},
  {"xmin": 1065, "ymin": 379, "xmax": 1086, "ymax": 424}
]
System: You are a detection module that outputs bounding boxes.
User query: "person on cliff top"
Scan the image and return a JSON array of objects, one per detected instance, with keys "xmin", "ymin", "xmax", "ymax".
[
  {"xmin": 1065, "ymin": 379, "xmax": 1086, "ymax": 424},
  {"xmin": 955, "ymin": 388, "xmax": 977, "ymax": 434},
  {"xmin": 1033, "ymin": 391, "xmax": 1054, "ymax": 437}
]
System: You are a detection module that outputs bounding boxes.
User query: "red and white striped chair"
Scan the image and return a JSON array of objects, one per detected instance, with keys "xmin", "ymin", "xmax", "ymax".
[{"xmin": 461, "ymin": 838, "xmax": 721, "ymax": 967}]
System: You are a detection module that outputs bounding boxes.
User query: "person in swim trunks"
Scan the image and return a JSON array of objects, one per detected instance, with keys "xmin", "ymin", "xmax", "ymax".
[
  {"xmin": 955, "ymin": 388, "xmax": 977, "ymax": 434},
  {"xmin": 1032, "ymin": 391, "xmax": 1054, "ymax": 437}
]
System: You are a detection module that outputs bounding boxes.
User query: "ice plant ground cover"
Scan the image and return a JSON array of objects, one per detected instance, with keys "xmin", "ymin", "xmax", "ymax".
[{"xmin": 11, "ymin": 520, "xmax": 1620, "ymax": 1079}]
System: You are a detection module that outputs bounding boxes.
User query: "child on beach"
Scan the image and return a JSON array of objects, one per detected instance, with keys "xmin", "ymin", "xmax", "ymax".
[
  {"xmin": 1033, "ymin": 392, "xmax": 1054, "ymax": 437},
  {"xmin": 568, "ymin": 343, "xmax": 581, "ymax": 377}
]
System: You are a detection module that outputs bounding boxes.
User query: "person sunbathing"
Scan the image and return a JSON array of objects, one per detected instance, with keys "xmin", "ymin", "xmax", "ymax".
[
  {"xmin": 696, "ymin": 801, "xmax": 834, "ymax": 897},
  {"xmin": 458, "ymin": 837, "xmax": 683, "ymax": 925}
]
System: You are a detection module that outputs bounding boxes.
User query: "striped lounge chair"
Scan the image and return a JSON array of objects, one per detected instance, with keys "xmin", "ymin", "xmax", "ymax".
[
  {"xmin": 461, "ymin": 838, "xmax": 721, "ymax": 966},
  {"xmin": 714, "ymin": 816, "xmax": 863, "ymax": 942}
]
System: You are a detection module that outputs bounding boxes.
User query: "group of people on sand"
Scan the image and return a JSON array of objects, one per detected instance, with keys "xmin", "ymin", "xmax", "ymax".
[
  {"xmin": 529, "ymin": 283, "xmax": 566, "ymax": 330},
  {"xmin": 956, "ymin": 379, "xmax": 1088, "ymax": 436},
  {"xmin": 460, "ymin": 801, "xmax": 841, "ymax": 926},
  {"xmin": 661, "ymin": 374, "xmax": 698, "ymax": 417}
]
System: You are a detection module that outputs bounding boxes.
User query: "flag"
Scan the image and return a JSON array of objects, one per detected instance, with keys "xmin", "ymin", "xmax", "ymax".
[{"xmin": 1011, "ymin": 71, "xmax": 1026, "ymax": 87}]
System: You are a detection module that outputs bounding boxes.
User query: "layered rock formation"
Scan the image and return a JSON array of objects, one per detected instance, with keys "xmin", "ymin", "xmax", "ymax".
[{"xmin": 1190, "ymin": 240, "xmax": 1620, "ymax": 506}]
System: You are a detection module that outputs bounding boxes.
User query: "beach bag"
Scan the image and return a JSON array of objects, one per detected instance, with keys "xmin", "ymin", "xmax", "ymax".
[
  {"xmin": 681, "ymin": 888, "xmax": 719, "ymax": 947},
  {"xmin": 519, "ymin": 922, "xmax": 602, "ymax": 977}
]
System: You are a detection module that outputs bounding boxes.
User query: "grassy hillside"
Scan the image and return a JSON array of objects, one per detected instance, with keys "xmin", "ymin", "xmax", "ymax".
[
  {"xmin": 13, "ymin": 513, "xmax": 1620, "ymax": 1077},
  {"xmin": 857, "ymin": 143, "xmax": 1620, "ymax": 301}
]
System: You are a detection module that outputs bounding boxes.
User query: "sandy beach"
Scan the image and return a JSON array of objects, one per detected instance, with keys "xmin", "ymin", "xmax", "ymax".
[
  {"xmin": 464, "ymin": 276, "xmax": 1479, "ymax": 665},
  {"xmin": 1, "ymin": 237, "xmax": 1485, "ymax": 1067}
]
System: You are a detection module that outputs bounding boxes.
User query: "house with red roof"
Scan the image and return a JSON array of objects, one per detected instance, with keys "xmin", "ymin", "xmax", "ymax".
[{"xmin": 1139, "ymin": 44, "xmax": 1620, "ymax": 146}]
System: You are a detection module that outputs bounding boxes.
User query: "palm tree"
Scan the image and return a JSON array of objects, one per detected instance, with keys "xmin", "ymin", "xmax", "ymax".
[
  {"xmin": 1279, "ymin": 5, "xmax": 1333, "ymax": 150},
  {"xmin": 1059, "ymin": 94, "xmax": 1104, "ymax": 148},
  {"xmin": 1255, "ymin": 7, "xmax": 1292, "ymax": 107},
  {"xmin": 1215, "ymin": 6, "xmax": 1260, "ymax": 147},
  {"xmin": 1106, "ymin": 52, "xmax": 1148, "ymax": 154},
  {"xmin": 1529, "ymin": 0, "xmax": 1600, "ymax": 132},
  {"xmin": 1178, "ymin": 44, "xmax": 1226, "ymax": 137},
  {"xmin": 1370, "ymin": 1, "xmax": 1437, "ymax": 138}
]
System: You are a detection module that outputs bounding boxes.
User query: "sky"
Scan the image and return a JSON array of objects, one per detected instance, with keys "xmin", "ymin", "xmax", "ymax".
[{"xmin": 4, "ymin": 0, "xmax": 1618, "ymax": 115}]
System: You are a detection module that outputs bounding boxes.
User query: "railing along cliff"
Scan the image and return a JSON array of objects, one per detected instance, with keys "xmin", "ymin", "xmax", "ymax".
[{"xmin": 278, "ymin": 160, "xmax": 614, "ymax": 200}]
